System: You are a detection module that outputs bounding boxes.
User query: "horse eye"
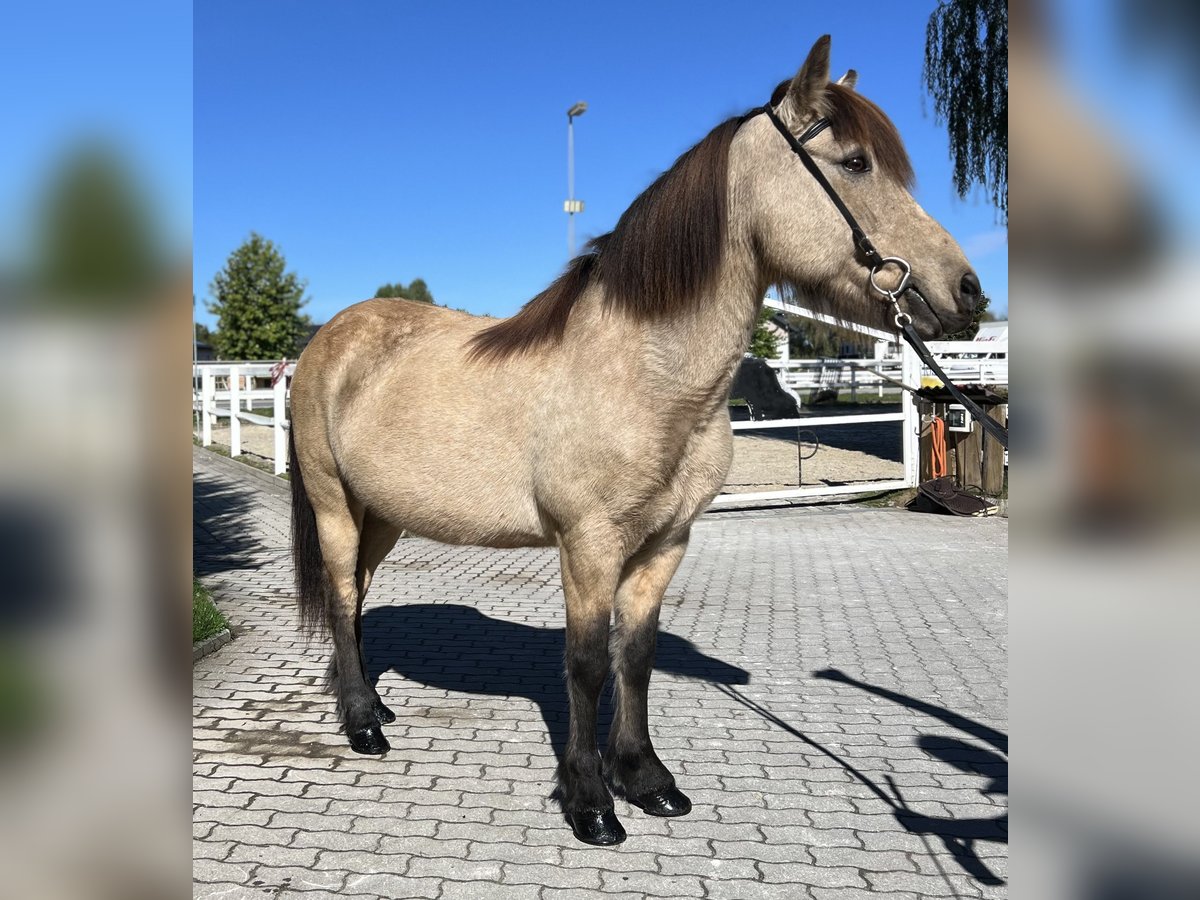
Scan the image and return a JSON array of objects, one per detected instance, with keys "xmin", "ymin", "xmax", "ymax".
[{"xmin": 842, "ymin": 156, "xmax": 870, "ymax": 174}]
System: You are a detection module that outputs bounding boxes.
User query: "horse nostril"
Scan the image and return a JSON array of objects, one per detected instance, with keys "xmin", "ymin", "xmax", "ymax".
[{"xmin": 959, "ymin": 271, "xmax": 982, "ymax": 307}]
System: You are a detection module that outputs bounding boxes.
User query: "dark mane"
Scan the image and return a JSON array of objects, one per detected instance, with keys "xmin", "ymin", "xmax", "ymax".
[
  {"xmin": 469, "ymin": 115, "xmax": 746, "ymax": 361},
  {"xmin": 467, "ymin": 251, "xmax": 599, "ymax": 362},
  {"xmin": 469, "ymin": 81, "xmax": 913, "ymax": 362}
]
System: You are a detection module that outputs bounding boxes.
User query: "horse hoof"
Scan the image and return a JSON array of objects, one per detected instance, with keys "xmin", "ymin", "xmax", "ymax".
[
  {"xmin": 347, "ymin": 724, "xmax": 389, "ymax": 755},
  {"xmin": 373, "ymin": 701, "xmax": 396, "ymax": 724},
  {"xmin": 566, "ymin": 808, "xmax": 626, "ymax": 845},
  {"xmin": 629, "ymin": 786, "xmax": 692, "ymax": 817}
]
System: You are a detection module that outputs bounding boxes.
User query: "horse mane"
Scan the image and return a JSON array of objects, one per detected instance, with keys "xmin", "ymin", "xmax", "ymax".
[
  {"xmin": 469, "ymin": 81, "xmax": 911, "ymax": 362},
  {"xmin": 468, "ymin": 114, "xmax": 745, "ymax": 362}
]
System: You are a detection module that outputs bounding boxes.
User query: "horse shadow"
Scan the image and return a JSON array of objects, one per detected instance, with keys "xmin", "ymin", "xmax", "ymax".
[
  {"xmin": 714, "ymin": 667, "xmax": 1007, "ymax": 890},
  {"xmin": 362, "ymin": 603, "xmax": 750, "ymax": 764},
  {"xmin": 812, "ymin": 668, "xmax": 1008, "ymax": 887},
  {"xmin": 193, "ymin": 467, "xmax": 268, "ymax": 578}
]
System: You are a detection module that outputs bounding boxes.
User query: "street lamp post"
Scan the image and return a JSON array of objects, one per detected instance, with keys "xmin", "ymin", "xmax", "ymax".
[{"xmin": 565, "ymin": 101, "xmax": 587, "ymax": 257}]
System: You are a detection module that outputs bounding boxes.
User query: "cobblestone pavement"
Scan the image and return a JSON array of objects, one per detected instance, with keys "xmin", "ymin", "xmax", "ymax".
[{"xmin": 194, "ymin": 448, "xmax": 1007, "ymax": 899}]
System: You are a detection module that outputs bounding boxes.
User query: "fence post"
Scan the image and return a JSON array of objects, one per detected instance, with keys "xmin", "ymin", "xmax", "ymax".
[
  {"xmin": 849, "ymin": 366, "xmax": 857, "ymax": 404},
  {"xmin": 192, "ymin": 364, "xmax": 201, "ymax": 439},
  {"xmin": 201, "ymin": 367, "xmax": 215, "ymax": 446},
  {"xmin": 981, "ymin": 404, "xmax": 1006, "ymax": 494},
  {"xmin": 901, "ymin": 342, "xmax": 920, "ymax": 486},
  {"xmin": 274, "ymin": 369, "xmax": 288, "ymax": 476},
  {"xmin": 955, "ymin": 415, "xmax": 984, "ymax": 489},
  {"xmin": 229, "ymin": 365, "xmax": 242, "ymax": 457}
]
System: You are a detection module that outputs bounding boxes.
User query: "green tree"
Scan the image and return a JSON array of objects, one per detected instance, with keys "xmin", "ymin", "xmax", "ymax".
[
  {"xmin": 924, "ymin": 0, "xmax": 1008, "ymax": 219},
  {"xmin": 943, "ymin": 292, "xmax": 996, "ymax": 341},
  {"xmin": 207, "ymin": 233, "xmax": 310, "ymax": 359},
  {"xmin": 375, "ymin": 278, "xmax": 434, "ymax": 304},
  {"xmin": 748, "ymin": 309, "xmax": 780, "ymax": 359},
  {"xmin": 776, "ymin": 316, "xmax": 874, "ymax": 359},
  {"xmin": 34, "ymin": 143, "xmax": 163, "ymax": 306}
]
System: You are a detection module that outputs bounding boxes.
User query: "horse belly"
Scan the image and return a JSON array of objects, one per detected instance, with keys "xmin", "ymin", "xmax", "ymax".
[{"xmin": 339, "ymin": 434, "xmax": 552, "ymax": 548}]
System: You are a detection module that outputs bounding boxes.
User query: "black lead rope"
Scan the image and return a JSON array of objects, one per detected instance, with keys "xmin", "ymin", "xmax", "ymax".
[
  {"xmin": 755, "ymin": 103, "xmax": 1009, "ymax": 452},
  {"xmin": 899, "ymin": 314, "xmax": 1008, "ymax": 450}
]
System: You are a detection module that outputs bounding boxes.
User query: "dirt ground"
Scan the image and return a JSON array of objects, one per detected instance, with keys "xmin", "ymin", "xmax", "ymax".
[{"xmin": 725, "ymin": 427, "xmax": 901, "ymax": 492}]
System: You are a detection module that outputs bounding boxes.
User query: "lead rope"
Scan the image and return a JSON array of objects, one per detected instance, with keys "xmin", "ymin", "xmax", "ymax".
[
  {"xmin": 897, "ymin": 309, "xmax": 1008, "ymax": 450},
  {"xmin": 930, "ymin": 416, "xmax": 947, "ymax": 479}
]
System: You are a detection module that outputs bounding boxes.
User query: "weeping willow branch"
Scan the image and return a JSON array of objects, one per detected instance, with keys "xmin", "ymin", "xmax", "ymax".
[{"xmin": 923, "ymin": 0, "xmax": 1008, "ymax": 220}]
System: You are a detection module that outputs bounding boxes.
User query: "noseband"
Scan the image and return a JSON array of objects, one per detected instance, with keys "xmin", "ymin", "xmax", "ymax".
[{"xmin": 754, "ymin": 103, "xmax": 1009, "ymax": 451}]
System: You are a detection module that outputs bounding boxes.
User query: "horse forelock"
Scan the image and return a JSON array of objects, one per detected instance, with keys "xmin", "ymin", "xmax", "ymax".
[
  {"xmin": 769, "ymin": 78, "xmax": 914, "ymax": 190},
  {"xmin": 823, "ymin": 82, "xmax": 914, "ymax": 189}
]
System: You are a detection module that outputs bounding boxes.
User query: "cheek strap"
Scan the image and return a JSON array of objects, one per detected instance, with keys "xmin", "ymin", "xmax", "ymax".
[{"xmin": 755, "ymin": 104, "xmax": 884, "ymax": 270}]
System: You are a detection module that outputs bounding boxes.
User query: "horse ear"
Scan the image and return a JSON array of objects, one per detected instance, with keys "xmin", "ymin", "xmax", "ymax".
[
  {"xmin": 782, "ymin": 35, "xmax": 832, "ymax": 122},
  {"xmin": 836, "ymin": 69, "xmax": 858, "ymax": 90}
]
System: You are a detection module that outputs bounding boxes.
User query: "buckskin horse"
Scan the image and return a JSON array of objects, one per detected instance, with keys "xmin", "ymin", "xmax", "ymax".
[{"xmin": 288, "ymin": 35, "xmax": 981, "ymax": 845}]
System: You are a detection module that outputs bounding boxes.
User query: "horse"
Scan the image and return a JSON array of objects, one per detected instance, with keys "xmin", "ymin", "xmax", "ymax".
[{"xmin": 288, "ymin": 35, "xmax": 981, "ymax": 845}]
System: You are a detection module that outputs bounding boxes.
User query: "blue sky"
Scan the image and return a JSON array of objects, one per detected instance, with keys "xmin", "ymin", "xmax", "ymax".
[
  {"xmin": 194, "ymin": 2, "xmax": 1009, "ymax": 326},
  {"xmin": 0, "ymin": 1, "xmax": 192, "ymax": 265}
]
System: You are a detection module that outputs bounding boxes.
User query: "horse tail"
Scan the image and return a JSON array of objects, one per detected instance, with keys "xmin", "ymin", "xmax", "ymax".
[{"xmin": 289, "ymin": 427, "xmax": 328, "ymax": 635}]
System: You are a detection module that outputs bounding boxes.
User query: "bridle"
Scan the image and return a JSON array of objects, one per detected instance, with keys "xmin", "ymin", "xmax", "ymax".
[{"xmin": 754, "ymin": 103, "xmax": 1009, "ymax": 451}]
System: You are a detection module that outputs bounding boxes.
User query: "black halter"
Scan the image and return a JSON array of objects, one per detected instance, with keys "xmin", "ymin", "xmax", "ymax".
[{"xmin": 753, "ymin": 103, "xmax": 1009, "ymax": 451}]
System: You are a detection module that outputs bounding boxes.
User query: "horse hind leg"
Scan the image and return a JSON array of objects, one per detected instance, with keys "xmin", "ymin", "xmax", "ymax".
[
  {"xmin": 604, "ymin": 531, "xmax": 692, "ymax": 817},
  {"xmin": 353, "ymin": 513, "xmax": 404, "ymax": 725},
  {"xmin": 307, "ymin": 481, "xmax": 389, "ymax": 755}
]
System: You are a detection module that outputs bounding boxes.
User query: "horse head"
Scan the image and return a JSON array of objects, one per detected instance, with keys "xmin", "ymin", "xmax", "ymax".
[{"xmin": 738, "ymin": 35, "xmax": 981, "ymax": 338}]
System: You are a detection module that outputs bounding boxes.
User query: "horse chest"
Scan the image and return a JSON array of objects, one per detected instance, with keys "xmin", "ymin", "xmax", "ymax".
[{"xmin": 621, "ymin": 416, "xmax": 735, "ymax": 540}]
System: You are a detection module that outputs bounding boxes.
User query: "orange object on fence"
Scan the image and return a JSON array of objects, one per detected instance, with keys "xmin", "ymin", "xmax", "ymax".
[{"xmin": 930, "ymin": 415, "xmax": 947, "ymax": 479}]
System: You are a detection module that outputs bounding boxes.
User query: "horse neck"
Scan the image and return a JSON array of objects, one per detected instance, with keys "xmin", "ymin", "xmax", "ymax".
[{"xmin": 635, "ymin": 234, "xmax": 766, "ymax": 413}]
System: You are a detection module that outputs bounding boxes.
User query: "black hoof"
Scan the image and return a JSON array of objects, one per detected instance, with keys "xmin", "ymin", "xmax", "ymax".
[
  {"xmin": 373, "ymin": 701, "xmax": 396, "ymax": 724},
  {"xmin": 347, "ymin": 724, "xmax": 389, "ymax": 755},
  {"xmin": 566, "ymin": 808, "xmax": 626, "ymax": 845},
  {"xmin": 629, "ymin": 786, "xmax": 692, "ymax": 817}
]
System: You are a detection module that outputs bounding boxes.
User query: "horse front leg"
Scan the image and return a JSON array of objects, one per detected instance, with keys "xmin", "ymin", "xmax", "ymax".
[
  {"xmin": 557, "ymin": 531, "xmax": 624, "ymax": 845},
  {"xmin": 604, "ymin": 530, "xmax": 692, "ymax": 817}
]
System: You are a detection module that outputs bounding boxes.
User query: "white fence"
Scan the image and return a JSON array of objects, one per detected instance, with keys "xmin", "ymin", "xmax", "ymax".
[
  {"xmin": 709, "ymin": 298, "xmax": 1008, "ymax": 505},
  {"xmin": 192, "ymin": 302, "xmax": 1006, "ymax": 498},
  {"xmin": 766, "ymin": 341, "xmax": 1008, "ymax": 402},
  {"xmin": 712, "ymin": 345, "xmax": 921, "ymax": 505},
  {"xmin": 193, "ymin": 362, "xmax": 294, "ymax": 474}
]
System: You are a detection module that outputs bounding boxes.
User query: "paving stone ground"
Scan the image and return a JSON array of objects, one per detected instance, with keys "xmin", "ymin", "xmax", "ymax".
[{"xmin": 193, "ymin": 447, "xmax": 1007, "ymax": 899}]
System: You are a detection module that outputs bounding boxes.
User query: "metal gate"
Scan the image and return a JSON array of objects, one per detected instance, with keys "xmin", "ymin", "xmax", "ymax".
[{"xmin": 710, "ymin": 297, "xmax": 920, "ymax": 505}]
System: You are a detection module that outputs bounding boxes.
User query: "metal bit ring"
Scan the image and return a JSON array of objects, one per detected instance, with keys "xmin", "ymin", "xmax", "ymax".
[{"xmin": 869, "ymin": 256, "xmax": 913, "ymax": 301}]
